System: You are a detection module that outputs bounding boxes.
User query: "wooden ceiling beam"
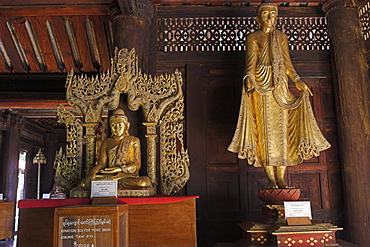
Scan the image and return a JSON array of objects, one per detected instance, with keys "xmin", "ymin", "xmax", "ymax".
[
  {"xmin": 0, "ymin": 92, "xmax": 67, "ymax": 110},
  {"xmin": 0, "ymin": 5, "xmax": 110, "ymax": 17},
  {"xmin": 149, "ymin": 0, "xmax": 320, "ymax": 4},
  {"xmin": 0, "ymin": 0, "xmax": 112, "ymax": 6}
]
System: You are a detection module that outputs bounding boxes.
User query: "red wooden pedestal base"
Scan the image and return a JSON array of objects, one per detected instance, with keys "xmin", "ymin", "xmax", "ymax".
[
  {"xmin": 239, "ymin": 204, "xmax": 342, "ymax": 247},
  {"xmin": 273, "ymin": 229, "xmax": 340, "ymax": 246},
  {"xmin": 258, "ymin": 189, "xmax": 301, "ymax": 205}
]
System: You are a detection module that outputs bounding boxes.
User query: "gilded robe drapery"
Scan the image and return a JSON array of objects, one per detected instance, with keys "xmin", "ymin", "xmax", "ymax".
[
  {"xmin": 228, "ymin": 29, "xmax": 330, "ymax": 167},
  {"xmin": 104, "ymin": 135, "xmax": 151, "ymax": 189},
  {"xmin": 108, "ymin": 135, "xmax": 140, "ymax": 174}
]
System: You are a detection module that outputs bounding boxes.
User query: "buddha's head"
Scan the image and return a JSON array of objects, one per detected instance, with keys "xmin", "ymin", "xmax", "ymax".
[
  {"xmin": 256, "ymin": 2, "xmax": 278, "ymax": 31},
  {"xmin": 110, "ymin": 109, "xmax": 130, "ymax": 137}
]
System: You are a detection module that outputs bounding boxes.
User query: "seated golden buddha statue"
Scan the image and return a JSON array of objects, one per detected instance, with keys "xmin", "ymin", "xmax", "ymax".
[{"xmin": 78, "ymin": 109, "xmax": 152, "ymax": 191}]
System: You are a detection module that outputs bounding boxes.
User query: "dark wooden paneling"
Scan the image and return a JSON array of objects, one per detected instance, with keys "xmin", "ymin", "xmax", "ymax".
[
  {"xmin": 207, "ymin": 170, "xmax": 242, "ymax": 212},
  {"xmin": 246, "ymin": 171, "xmax": 267, "ymax": 213},
  {"xmin": 289, "ymin": 172, "xmax": 323, "ymax": 209},
  {"xmin": 324, "ymin": 127, "xmax": 340, "ymax": 164},
  {"xmin": 328, "ymin": 170, "xmax": 344, "ymax": 210}
]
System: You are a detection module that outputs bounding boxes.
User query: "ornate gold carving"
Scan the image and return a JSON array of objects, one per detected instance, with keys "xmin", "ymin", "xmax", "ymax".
[
  {"xmin": 256, "ymin": 235, "xmax": 268, "ymax": 244},
  {"xmin": 55, "ymin": 47, "xmax": 190, "ymax": 195},
  {"xmin": 160, "ymin": 97, "xmax": 190, "ymax": 195},
  {"xmin": 65, "ymin": 65, "xmax": 121, "ymax": 172},
  {"xmin": 113, "ymin": 47, "xmax": 189, "ymax": 193},
  {"xmin": 113, "ymin": 48, "xmax": 183, "ymax": 123},
  {"xmin": 117, "ymin": 188, "xmax": 155, "ymax": 197},
  {"xmin": 70, "ymin": 188, "xmax": 155, "ymax": 198},
  {"xmin": 53, "ymin": 105, "xmax": 83, "ymax": 195},
  {"xmin": 143, "ymin": 122, "xmax": 157, "ymax": 187}
]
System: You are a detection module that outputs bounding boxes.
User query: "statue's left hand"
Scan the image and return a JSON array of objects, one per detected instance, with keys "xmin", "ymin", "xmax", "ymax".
[
  {"xmin": 100, "ymin": 167, "xmax": 121, "ymax": 173},
  {"xmin": 295, "ymin": 80, "xmax": 313, "ymax": 96}
]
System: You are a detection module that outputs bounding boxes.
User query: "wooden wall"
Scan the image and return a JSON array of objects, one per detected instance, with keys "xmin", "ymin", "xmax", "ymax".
[{"xmin": 156, "ymin": 5, "xmax": 344, "ymax": 246}]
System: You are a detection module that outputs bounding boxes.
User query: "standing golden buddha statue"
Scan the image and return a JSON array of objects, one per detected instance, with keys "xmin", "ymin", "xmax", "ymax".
[
  {"xmin": 228, "ymin": 2, "xmax": 330, "ymax": 189},
  {"xmin": 79, "ymin": 109, "xmax": 152, "ymax": 190}
]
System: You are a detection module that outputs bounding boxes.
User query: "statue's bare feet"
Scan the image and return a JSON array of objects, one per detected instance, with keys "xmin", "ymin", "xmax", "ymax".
[
  {"xmin": 277, "ymin": 181, "xmax": 295, "ymax": 189},
  {"xmin": 266, "ymin": 182, "xmax": 278, "ymax": 190}
]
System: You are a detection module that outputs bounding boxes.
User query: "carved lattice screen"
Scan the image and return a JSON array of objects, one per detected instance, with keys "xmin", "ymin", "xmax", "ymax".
[
  {"xmin": 360, "ymin": 0, "xmax": 370, "ymax": 41},
  {"xmin": 158, "ymin": 17, "xmax": 330, "ymax": 52}
]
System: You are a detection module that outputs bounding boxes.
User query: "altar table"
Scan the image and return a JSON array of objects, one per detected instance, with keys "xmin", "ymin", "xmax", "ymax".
[{"xmin": 17, "ymin": 196, "xmax": 198, "ymax": 247}]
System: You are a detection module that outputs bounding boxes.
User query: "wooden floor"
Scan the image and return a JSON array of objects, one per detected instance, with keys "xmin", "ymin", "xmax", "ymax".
[{"xmin": 337, "ymin": 239, "xmax": 359, "ymax": 247}]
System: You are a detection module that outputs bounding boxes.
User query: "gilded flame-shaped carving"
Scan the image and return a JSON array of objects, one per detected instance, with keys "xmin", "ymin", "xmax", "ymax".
[
  {"xmin": 113, "ymin": 47, "xmax": 183, "ymax": 123},
  {"xmin": 53, "ymin": 105, "xmax": 83, "ymax": 196},
  {"xmin": 160, "ymin": 97, "xmax": 190, "ymax": 195}
]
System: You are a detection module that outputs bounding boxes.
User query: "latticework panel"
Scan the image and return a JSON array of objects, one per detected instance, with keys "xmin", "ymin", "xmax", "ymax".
[
  {"xmin": 360, "ymin": 0, "xmax": 370, "ymax": 40},
  {"xmin": 158, "ymin": 17, "xmax": 329, "ymax": 52}
]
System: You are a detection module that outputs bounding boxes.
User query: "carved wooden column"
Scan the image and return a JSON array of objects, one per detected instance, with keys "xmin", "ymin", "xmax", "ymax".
[
  {"xmin": 142, "ymin": 122, "xmax": 157, "ymax": 187},
  {"xmin": 1, "ymin": 111, "xmax": 22, "ymax": 202},
  {"xmin": 110, "ymin": 0, "xmax": 154, "ymax": 73},
  {"xmin": 321, "ymin": 0, "xmax": 370, "ymax": 245}
]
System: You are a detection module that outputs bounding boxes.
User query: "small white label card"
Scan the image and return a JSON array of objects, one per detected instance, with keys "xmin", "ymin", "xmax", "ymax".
[
  {"xmin": 0, "ymin": 193, "xmax": 3, "ymax": 200},
  {"xmin": 42, "ymin": 193, "xmax": 50, "ymax": 199},
  {"xmin": 284, "ymin": 201, "xmax": 312, "ymax": 219},
  {"xmin": 91, "ymin": 180, "xmax": 118, "ymax": 198}
]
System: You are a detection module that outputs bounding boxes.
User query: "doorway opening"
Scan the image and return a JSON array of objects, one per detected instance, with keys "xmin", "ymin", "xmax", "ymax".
[{"xmin": 14, "ymin": 150, "xmax": 26, "ymax": 234}]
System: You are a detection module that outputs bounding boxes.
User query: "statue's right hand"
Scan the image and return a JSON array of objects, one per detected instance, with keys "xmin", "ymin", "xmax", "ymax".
[
  {"xmin": 245, "ymin": 77, "xmax": 255, "ymax": 95},
  {"xmin": 247, "ymin": 87, "xmax": 255, "ymax": 95}
]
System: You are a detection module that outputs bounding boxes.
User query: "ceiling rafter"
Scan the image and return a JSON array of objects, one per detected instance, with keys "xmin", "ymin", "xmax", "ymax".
[{"xmin": 0, "ymin": 14, "xmax": 112, "ymax": 74}]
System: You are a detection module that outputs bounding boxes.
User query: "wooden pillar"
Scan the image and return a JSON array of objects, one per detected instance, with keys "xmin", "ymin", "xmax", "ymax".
[
  {"xmin": 1, "ymin": 111, "xmax": 22, "ymax": 202},
  {"xmin": 110, "ymin": 0, "xmax": 155, "ymax": 73},
  {"xmin": 321, "ymin": 0, "xmax": 370, "ymax": 245}
]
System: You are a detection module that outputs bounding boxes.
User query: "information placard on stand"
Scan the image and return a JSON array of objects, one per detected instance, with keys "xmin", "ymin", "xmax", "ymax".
[{"xmin": 284, "ymin": 201, "xmax": 312, "ymax": 226}]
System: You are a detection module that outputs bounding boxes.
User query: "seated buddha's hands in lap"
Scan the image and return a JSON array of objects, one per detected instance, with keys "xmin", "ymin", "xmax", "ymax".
[{"xmin": 100, "ymin": 167, "xmax": 122, "ymax": 173}]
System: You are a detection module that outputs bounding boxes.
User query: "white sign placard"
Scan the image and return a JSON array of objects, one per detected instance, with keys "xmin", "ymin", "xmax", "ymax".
[
  {"xmin": 0, "ymin": 193, "xmax": 3, "ymax": 200},
  {"xmin": 284, "ymin": 201, "xmax": 312, "ymax": 219},
  {"xmin": 42, "ymin": 193, "xmax": 50, "ymax": 199},
  {"xmin": 91, "ymin": 180, "xmax": 118, "ymax": 198}
]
